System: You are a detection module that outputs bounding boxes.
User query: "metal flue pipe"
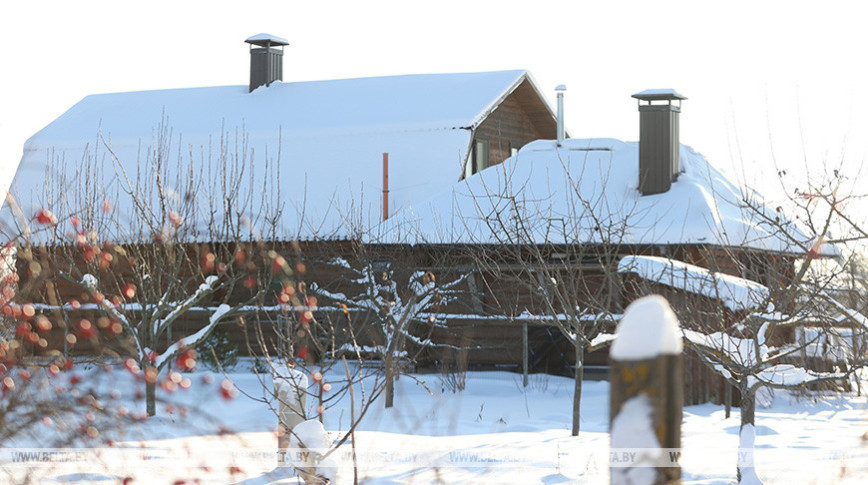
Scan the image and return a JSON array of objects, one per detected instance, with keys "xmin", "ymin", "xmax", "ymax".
[{"xmin": 556, "ymin": 84, "xmax": 566, "ymax": 145}]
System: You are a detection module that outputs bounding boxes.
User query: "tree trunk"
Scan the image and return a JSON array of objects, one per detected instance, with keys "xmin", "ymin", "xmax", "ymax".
[
  {"xmin": 739, "ymin": 386, "xmax": 755, "ymax": 430},
  {"xmin": 146, "ymin": 379, "xmax": 156, "ymax": 417},
  {"xmin": 384, "ymin": 354, "xmax": 394, "ymax": 409},
  {"xmin": 737, "ymin": 386, "xmax": 759, "ymax": 484},
  {"xmin": 572, "ymin": 342, "xmax": 583, "ymax": 436},
  {"xmin": 522, "ymin": 323, "xmax": 529, "ymax": 388}
]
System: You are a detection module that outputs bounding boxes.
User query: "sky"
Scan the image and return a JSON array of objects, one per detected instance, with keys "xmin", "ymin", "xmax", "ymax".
[{"xmin": 3, "ymin": 0, "xmax": 868, "ymax": 208}]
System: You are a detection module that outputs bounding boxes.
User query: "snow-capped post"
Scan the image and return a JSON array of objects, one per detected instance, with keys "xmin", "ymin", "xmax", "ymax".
[
  {"xmin": 609, "ymin": 295, "xmax": 683, "ymax": 485},
  {"xmin": 274, "ymin": 364, "xmax": 308, "ymax": 466}
]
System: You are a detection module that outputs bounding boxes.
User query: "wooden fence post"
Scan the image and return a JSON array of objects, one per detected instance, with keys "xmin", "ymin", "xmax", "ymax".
[{"xmin": 609, "ymin": 295, "xmax": 682, "ymax": 485}]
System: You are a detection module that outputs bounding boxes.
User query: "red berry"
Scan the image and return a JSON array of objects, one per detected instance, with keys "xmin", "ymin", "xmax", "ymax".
[
  {"xmin": 34, "ymin": 209, "xmax": 57, "ymax": 226},
  {"xmin": 220, "ymin": 380, "xmax": 236, "ymax": 400},
  {"xmin": 77, "ymin": 319, "xmax": 96, "ymax": 339}
]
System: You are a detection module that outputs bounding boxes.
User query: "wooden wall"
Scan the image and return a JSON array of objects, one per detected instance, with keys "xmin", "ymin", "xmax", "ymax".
[
  {"xmin": 475, "ymin": 79, "xmax": 556, "ymax": 168},
  {"xmin": 13, "ymin": 240, "xmax": 795, "ymax": 407}
]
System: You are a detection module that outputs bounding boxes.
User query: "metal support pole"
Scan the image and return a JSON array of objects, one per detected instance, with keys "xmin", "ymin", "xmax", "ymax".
[{"xmin": 555, "ymin": 85, "xmax": 566, "ymax": 145}]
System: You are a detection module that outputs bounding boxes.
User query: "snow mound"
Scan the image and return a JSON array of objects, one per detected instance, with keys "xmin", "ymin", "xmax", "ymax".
[
  {"xmin": 291, "ymin": 419, "xmax": 330, "ymax": 450},
  {"xmin": 289, "ymin": 419, "xmax": 338, "ymax": 482}
]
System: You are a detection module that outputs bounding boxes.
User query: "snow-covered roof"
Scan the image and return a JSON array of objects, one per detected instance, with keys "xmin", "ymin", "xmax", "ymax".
[
  {"xmin": 617, "ymin": 255, "xmax": 771, "ymax": 312},
  {"xmin": 378, "ymin": 137, "xmax": 824, "ymax": 255},
  {"xmin": 2, "ymin": 70, "xmax": 532, "ymax": 242}
]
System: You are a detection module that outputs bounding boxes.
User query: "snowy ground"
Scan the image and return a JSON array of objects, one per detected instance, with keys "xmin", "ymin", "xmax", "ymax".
[{"xmin": 3, "ymin": 365, "xmax": 868, "ymax": 484}]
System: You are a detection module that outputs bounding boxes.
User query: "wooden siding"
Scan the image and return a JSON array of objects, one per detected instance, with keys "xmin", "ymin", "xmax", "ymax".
[
  {"xmin": 16, "ymin": 241, "xmax": 798, "ymax": 407},
  {"xmin": 474, "ymin": 79, "xmax": 556, "ymax": 168}
]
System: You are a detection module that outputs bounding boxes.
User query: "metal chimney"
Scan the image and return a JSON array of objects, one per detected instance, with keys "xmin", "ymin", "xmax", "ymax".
[
  {"xmin": 245, "ymin": 33, "xmax": 289, "ymax": 92},
  {"xmin": 631, "ymin": 89, "xmax": 687, "ymax": 196},
  {"xmin": 555, "ymin": 85, "xmax": 567, "ymax": 146}
]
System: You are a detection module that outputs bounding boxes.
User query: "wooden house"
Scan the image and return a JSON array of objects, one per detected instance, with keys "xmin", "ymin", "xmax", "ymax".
[{"xmin": 1, "ymin": 35, "xmax": 833, "ymax": 407}]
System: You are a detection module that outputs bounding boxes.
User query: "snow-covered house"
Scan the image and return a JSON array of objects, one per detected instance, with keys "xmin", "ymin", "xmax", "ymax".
[
  {"xmin": 0, "ymin": 36, "xmax": 834, "ymax": 406},
  {"xmin": 0, "ymin": 34, "xmax": 565, "ymax": 374},
  {"xmin": 2, "ymin": 35, "xmax": 557, "ymax": 241},
  {"xmin": 378, "ymin": 91, "xmax": 822, "ymax": 315}
]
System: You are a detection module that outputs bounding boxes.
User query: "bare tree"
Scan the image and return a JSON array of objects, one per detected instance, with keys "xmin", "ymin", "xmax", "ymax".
[
  {"xmin": 306, "ymin": 249, "xmax": 469, "ymax": 409},
  {"xmin": 227, "ymin": 254, "xmax": 396, "ymax": 484},
  {"xmin": 615, "ymin": 168, "xmax": 868, "ymax": 483},
  {"xmin": 457, "ymin": 153, "xmax": 633, "ymax": 436},
  {"xmin": 10, "ymin": 122, "xmax": 287, "ymax": 416},
  {"xmin": 0, "ymin": 197, "xmax": 156, "ymax": 485}
]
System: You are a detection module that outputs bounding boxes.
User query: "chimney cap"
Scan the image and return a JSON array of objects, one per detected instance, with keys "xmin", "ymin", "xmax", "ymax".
[
  {"xmin": 245, "ymin": 33, "xmax": 289, "ymax": 47},
  {"xmin": 632, "ymin": 89, "xmax": 687, "ymax": 101},
  {"xmin": 555, "ymin": 84, "xmax": 567, "ymax": 91}
]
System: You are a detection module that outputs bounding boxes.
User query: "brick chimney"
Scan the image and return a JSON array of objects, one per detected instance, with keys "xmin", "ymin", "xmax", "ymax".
[
  {"xmin": 632, "ymin": 89, "xmax": 687, "ymax": 195},
  {"xmin": 245, "ymin": 33, "xmax": 289, "ymax": 92}
]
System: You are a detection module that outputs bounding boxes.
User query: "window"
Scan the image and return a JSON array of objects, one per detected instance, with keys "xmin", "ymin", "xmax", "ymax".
[
  {"xmin": 464, "ymin": 138, "xmax": 490, "ymax": 178},
  {"xmin": 509, "ymin": 141, "xmax": 522, "ymax": 157},
  {"xmin": 742, "ymin": 258, "xmax": 770, "ymax": 286}
]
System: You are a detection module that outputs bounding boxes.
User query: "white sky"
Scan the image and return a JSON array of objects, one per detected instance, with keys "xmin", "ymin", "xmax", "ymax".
[{"xmin": 3, "ymin": 0, "xmax": 868, "ymax": 207}]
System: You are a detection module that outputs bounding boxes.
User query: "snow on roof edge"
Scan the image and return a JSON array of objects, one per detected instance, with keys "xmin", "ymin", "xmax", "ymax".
[
  {"xmin": 618, "ymin": 255, "xmax": 771, "ymax": 312},
  {"xmin": 466, "ymin": 70, "xmax": 528, "ymax": 128}
]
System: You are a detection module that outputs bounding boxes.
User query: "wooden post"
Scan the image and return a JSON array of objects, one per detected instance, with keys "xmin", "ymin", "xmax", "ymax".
[
  {"xmin": 522, "ymin": 322, "xmax": 529, "ymax": 387},
  {"xmin": 609, "ymin": 295, "xmax": 682, "ymax": 485},
  {"xmin": 703, "ymin": 365, "xmax": 711, "ymax": 404},
  {"xmin": 275, "ymin": 365, "xmax": 308, "ymax": 466}
]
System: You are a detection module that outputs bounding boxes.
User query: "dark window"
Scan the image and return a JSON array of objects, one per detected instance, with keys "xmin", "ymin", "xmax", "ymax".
[
  {"xmin": 509, "ymin": 141, "xmax": 522, "ymax": 157},
  {"xmin": 741, "ymin": 257, "xmax": 769, "ymax": 286}
]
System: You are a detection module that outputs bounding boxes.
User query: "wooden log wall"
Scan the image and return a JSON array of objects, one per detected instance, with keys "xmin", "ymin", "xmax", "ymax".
[{"xmin": 13, "ymin": 240, "xmax": 791, "ymax": 408}]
